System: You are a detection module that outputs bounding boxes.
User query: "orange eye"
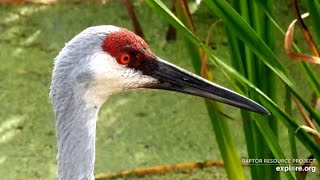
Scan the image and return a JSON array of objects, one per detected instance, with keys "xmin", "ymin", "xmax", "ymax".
[{"xmin": 117, "ymin": 53, "xmax": 131, "ymax": 65}]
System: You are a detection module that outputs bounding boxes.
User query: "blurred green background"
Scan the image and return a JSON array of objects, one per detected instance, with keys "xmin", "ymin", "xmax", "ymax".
[{"xmin": 0, "ymin": 0, "xmax": 319, "ymax": 179}]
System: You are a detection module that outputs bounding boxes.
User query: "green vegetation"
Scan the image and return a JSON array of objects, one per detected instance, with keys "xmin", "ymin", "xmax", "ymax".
[
  {"xmin": 0, "ymin": 1, "xmax": 319, "ymax": 179},
  {"xmin": 147, "ymin": 0, "xmax": 320, "ymax": 179}
]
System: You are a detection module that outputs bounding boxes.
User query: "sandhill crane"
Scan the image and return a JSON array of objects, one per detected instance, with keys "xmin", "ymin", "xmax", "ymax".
[{"xmin": 50, "ymin": 25, "xmax": 269, "ymax": 180}]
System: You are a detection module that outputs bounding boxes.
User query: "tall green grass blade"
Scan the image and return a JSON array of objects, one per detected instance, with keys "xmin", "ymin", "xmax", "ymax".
[
  {"xmin": 240, "ymin": 111, "xmax": 258, "ymax": 179},
  {"xmin": 211, "ymin": 57, "xmax": 295, "ymax": 180},
  {"xmin": 226, "ymin": 10, "xmax": 260, "ymax": 179},
  {"xmin": 203, "ymin": 0, "xmax": 320, "ymax": 126},
  {"xmin": 208, "ymin": 54, "xmax": 320, "ymax": 161},
  {"xmin": 228, "ymin": 1, "xmax": 279, "ymax": 179},
  {"xmin": 285, "ymin": 87, "xmax": 301, "ymax": 179},
  {"xmin": 174, "ymin": 1, "xmax": 245, "ymax": 179},
  {"xmin": 253, "ymin": 0, "xmax": 320, "ymax": 97},
  {"xmin": 247, "ymin": 3, "xmax": 266, "ymax": 179},
  {"xmin": 225, "ymin": 2, "xmax": 258, "ymax": 178},
  {"xmin": 206, "ymin": 102, "xmax": 245, "ymax": 180},
  {"xmin": 174, "ymin": 1, "xmax": 245, "ymax": 178},
  {"xmin": 146, "ymin": 1, "xmax": 320, "ymax": 179},
  {"xmin": 301, "ymin": 63, "xmax": 320, "ymax": 97},
  {"xmin": 251, "ymin": 1, "xmax": 279, "ymax": 179},
  {"xmin": 231, "ymin": 1, "xmax": 267, "ymax": 179}
]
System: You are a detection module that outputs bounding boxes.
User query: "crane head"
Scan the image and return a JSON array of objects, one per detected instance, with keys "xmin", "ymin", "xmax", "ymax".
[{"xmin": 52, "ymin": 25, "xmax": 270, "ymax": 115}]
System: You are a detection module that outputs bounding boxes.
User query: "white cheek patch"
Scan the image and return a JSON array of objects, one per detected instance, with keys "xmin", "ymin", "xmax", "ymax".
[
  {"xmin": 85, "ymin": 51, "xmax": 158, "ymax": 106},
  {"xmin": 89, "ymin": 52, "xmax": 122, "ymax": 77},
  {"xmin": 85, "ymin": 52, "xmax": 120, "ymax": 105}
]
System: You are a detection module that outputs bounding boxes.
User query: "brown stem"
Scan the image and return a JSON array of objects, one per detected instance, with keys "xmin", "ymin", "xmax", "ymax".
[
  {"xmin": 301, "ymin": 155, "xmax": 314, "ymax": 180},
  {"xmin": 177, "ymin": 0, "xmax": 196, "ymax": 32},
  {"xmin": 95, "ymin": 161, "xmax": 248, "ymax": 179},
  {"xmin": 124, "ymin": 0, "xmax": 144, "ymax": 39},
  {"xmin": 0, "ymin": 0, "xmax": 25, "ymax": 4},
  {"xmin": 293, "ymin": 97, "xmax": 320, "ymax": 143},
  {"xmin": 311, "ymin": 92, "xmax": 317, "ymax": 109},
  {"xmin": 166, "ymin": 1, "xmax": 177, "ymax": 41},
  {"xmin": 292, "ymin": 0, "xmax": 319, "ymax": 57}
]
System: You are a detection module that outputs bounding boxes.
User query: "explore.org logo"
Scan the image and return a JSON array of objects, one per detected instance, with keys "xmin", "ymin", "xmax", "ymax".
[{"xmin": 241, "ymin": 158, "xmax": 317, "ymax": 173}]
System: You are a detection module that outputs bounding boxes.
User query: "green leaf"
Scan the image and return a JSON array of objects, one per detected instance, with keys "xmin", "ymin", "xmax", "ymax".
[
  {"xmin": 172, "ymin": 1, "xmax": 245, "ymax": 179},
  {"xmin": 206, "ymin": 102, "xmax": 245, "ymax": 180},
  {"xmin": 203, "ymin": 0, "xmax": 320, "ymax": 127}
]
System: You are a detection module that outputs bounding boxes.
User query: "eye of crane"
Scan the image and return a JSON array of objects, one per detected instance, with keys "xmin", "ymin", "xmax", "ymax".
[{"xmin": 116, "ymin": 53, "xmax": 131, "ymax": 65}]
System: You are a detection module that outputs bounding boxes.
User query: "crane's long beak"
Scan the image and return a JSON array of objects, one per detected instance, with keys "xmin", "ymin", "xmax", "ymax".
[{"xmin": 143, "ymin": 57, "xmax": 270, "ymax": 115}]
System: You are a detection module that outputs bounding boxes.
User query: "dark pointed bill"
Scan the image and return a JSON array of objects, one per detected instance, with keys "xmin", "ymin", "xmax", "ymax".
[{"xmin": 141, "ymin": 57, "xmax": 270, "ymax": 115}]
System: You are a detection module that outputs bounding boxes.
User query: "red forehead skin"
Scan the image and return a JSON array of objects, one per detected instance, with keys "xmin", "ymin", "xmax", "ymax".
[{"xmin": 102, "ymin": 28, "xmax": 153, "ymax": 58}]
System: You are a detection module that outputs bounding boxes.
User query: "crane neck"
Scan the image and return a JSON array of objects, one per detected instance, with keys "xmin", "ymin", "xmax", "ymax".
[
  {"xmin": 54, "ymin": 90, "xmax": 100, "ymax": 180},
  {"xmin": 50, "ymin": 25, "xmax": 121, "ymax": 180}
]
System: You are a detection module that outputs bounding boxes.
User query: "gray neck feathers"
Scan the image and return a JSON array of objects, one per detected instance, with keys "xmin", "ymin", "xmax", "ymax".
[
  {"xmin": 50, "ymin": 26, "xmax": 118, "ymax": 180},
  {"xmin": 51, "ymin": 55, "xmax": 99, "ymax": 180},
  {"xmin": 55, "ymin": 91, "xmax": 98, "ymax": 180}
]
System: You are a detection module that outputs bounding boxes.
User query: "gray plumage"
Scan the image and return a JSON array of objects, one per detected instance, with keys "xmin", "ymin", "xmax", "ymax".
[{"xmin": 50, "ymin": 26, "xmax": 120, "ymax": 180}]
